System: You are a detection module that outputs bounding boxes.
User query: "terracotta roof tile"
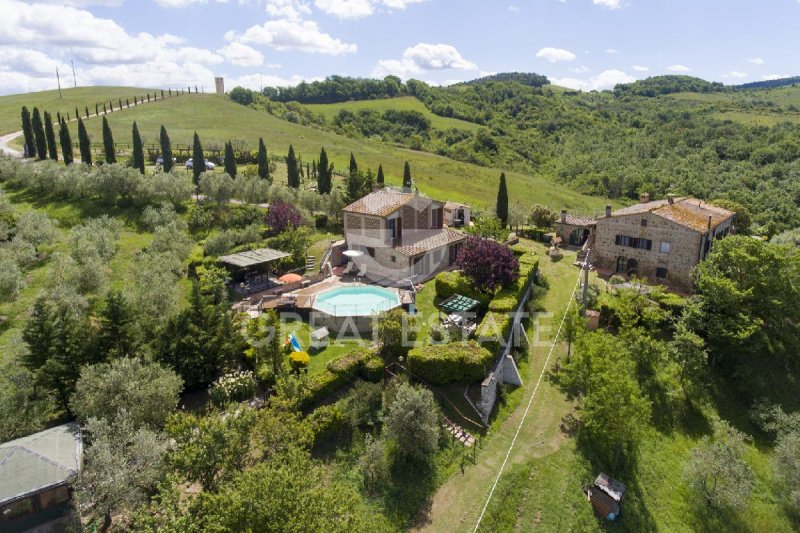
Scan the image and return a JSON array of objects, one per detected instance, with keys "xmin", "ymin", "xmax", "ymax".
[
  {"xmin": 343, "ymin": 189, "xmax": 415, "ymax": 216},
  {"xmin": 610, "ymin": 197, "xmax": 733, "ymax": 232},
  {"xmin": 394, "ymin": 228, "xmax": 467, "ymax": 256}
]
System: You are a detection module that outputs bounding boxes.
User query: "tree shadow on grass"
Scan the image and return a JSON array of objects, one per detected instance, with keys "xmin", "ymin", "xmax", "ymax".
[
  {"xmin": 686, "ymin": 499, "xmax": 752, "ymax": 533},
  {"xmin": 574, "ymin": 431, "xmax": 658, "ymax": 533},
  {"xmin": 383, "ymin": 456, "xmax": 438, "ymax": 530},
  {"xmin": 10, "ymin": 188, "xmax": 145, "ymax": 228}
]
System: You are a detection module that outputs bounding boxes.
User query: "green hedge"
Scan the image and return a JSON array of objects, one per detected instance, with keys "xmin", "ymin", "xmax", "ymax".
[
  {"xmin": 300, "ymin": 370, "xmax": 349, "ymax": 411},
  {"xmin": 407, "ymin": 341, "xmax": 494, "ymax": 384},
  {"xmin": 305, "ymin": 403, "xmax": 347, "ymax": 445},
  {"xmin": 481, "ymin": 252, "xmax": 539, "ymax": 351},
  {"xmin": 359, "ymin": 355, "xmax": 385, "ymax": 382},
  {"xmin": 434, "ymin": 271, "xmax": 490, "ymax": 305}
]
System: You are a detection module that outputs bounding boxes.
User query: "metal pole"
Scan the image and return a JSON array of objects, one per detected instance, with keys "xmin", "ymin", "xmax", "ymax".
[
  {"xmin": 582, "ymin": 249, "xmax": 590, "ymax": 312},
  {"xmin": 56, "ymin": 67, "xmax": 62, "ymax": 99},
  {"xmin": 70, "ymin": 60, "xmax": 77, "ymax": 88}
]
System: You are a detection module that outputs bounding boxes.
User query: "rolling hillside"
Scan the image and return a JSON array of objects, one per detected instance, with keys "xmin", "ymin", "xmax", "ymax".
[
  {"xmin": 0, "ymin": 86, "xmax": 166, "ymax": 135},
  {"xmin": 61, "ymin": 92, "xmax": 611, "ymax": 214},
  {"xmin": 305, "ymin": 96, "xmax": 483, "ymax": 133}
]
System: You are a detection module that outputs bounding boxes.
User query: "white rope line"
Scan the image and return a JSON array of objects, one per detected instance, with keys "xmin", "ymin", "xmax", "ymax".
[{"xmin": 473, "ymin": 269, "xmax": 583, "ymax": 532}]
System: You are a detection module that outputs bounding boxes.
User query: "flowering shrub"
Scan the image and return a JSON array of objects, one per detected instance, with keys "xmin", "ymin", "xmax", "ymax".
[
  {"xmin": 209, "ymin": 370, "xmax": 257, "ymax": 407},
  {"xmin": 265, "ymin": 201, "xmax": 302, "ymax": 235},
  {"xmin": 289, "ymin": 351, "xmax": 310, "ymax": 373},
  {"xmin": 456, "ymin": 236, "xmax": 519, "ymax": 294}
]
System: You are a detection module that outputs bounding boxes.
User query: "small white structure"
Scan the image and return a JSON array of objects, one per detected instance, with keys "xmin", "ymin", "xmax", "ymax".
[{"xmin": 310, "ymin": 327, "xmax": 330, "ymax": 350}]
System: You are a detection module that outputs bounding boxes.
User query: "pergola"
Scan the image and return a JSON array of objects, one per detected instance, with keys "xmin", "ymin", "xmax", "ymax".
[{"xmin": 219, "ymin": 248, "xmax": 290, "ymax": 284}]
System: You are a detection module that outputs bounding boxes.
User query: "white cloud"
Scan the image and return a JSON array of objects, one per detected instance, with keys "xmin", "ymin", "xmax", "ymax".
[
  {"xmin": 508, "ymin": 5, "xmax": 519, "ymax": 12},
  {"xmin": 218, "ymin": 42, "xmax": 264, "ymax": 67},
  {"xmin": 551, "ymin": 69, "xmax": 635, "ymax": 91},
  {"xmin": 237, "ymin": 19, "xmax": 357, "ymax": 54},
  {"xmin": 265, "ymin": 0, "xmax": 312, "ymax": 20},
  {"xmin": 724, "ymin": 71, "xmax": 748, "ymax": 79},
  {"xmin": 632, "ymin": 65, "xmax": 649, "ymax": 72},
  {"xmin": 666, "ymin": 64, "xmax": 691, "ymax": 72},
  {"xmin": 227, "ymin": 72, "xmax": 323, "ymax": 90},
  {"xmin": 605, "ymin": 48, "xmax": 618, "ymax": 54},
  {"xmin": 762, "ymin": 73, "xmax": 789, "ymax": 80},
  {"xmin": 571, "ymin": 65, "xmax": 590, "ymax": 73},
  {"xmin": 593, "ymin": 0, "xmax": 624, "ymax": 9},
  {"xmin": 314, "ymin": 0, "xmax": 424, "ymax": 18},
  {"xmin": 747, "ymin": 57, "xmax": 765, "ymax": 65},
  {"xmin": 535, "ymin": 47, "xmax": 576, "ymax": 62},
  {"xmin": 0, "ymin": 1, "xmax": 226, "ymax": 95},
  {"xmin": 372, "ymin": 43, "xmax": 476, "ymax": 78}
]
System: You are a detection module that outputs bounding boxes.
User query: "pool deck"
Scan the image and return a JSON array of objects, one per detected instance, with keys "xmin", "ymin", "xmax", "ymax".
[{"xmin": 291, "ymin": 275, "xmax": 401, "ymax": 310}]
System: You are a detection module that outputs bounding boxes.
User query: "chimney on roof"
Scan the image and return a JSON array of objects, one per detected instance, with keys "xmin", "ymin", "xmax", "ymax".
[
  {"xmin": 668, "ymin": 194, "xmax": 675, "ymax": 205},
  {"xmin": 605, "ymin": 205, "xmax": 612, "ymax": 218},
  {"xmin": 561, "ymin": 209, "xmax": 567, "ymax": 223},
  {"xmin": 639, "ymin": 192, "xmax": 650, "ymax": 204}
]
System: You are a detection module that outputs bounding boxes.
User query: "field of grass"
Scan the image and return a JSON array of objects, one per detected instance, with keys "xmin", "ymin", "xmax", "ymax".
[
  {"xmin": 0, "ymin": 86, "xmax": 167, "ymax": 135},
  {"xmin": 669, "ymin": 87, "xmax": 800, "ymax": 125},
  {"xmin": 416, "ymin": 241, "xmax": 797, "ymax": 532},
  {"xmin": 305, "ymin": 96, "xmax": 483, "ymax": 133},
  {"xmin": 63, "ymin": 92, "xmax": 611, "ymax": 214}
]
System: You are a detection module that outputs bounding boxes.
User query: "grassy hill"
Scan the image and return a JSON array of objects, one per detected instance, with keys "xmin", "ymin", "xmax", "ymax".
[
  {"xmin": 0, "ymin": 86, "xmax": 166, "ymax": 135},
  {"xmin": 58, "ymin": 92, "xmax": 610, "ymax": 214},
  {"xmin": 305, "ymin": 96, "xmax": 483, "ymax": 133},
  {"xmin": 668, "ymin": 85, "xmax": 800, "ymax": 125}
]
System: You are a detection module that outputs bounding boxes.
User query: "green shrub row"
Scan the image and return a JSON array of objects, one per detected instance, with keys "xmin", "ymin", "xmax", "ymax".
[
  {"xmin": 305, "ymin": 403, "xmax": 347, "ymax": 445},
  {"xmin": 434, "ymin": 271, "xmax": 491, "ymax": 306},
  {"xmin": 326, "ymin": 347, "xmax": 385, "ymax": 383},
  {"xmin": 407, "ymin": 341, "xmax": 494, "ymax": 384},
  {"xmin": 300, "ymin": 370, "xmax": 349, "ymax": 411}
]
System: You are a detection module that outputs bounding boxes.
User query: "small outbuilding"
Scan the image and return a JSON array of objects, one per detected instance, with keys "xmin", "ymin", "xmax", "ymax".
[
  {"xmin": 0, "ymin": 422, "xmax": 83, "ymax": 533},
  {"xmin": 586, "ymin": 473, "xmax": 626, "ymax": 521}
]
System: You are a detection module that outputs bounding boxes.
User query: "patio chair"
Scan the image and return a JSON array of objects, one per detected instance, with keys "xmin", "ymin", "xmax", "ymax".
[
  {"xmin": 342, "ymin": 262, "xmax": 354, "ymax": 275},
  {"xmin": 357, "ymin": 263, "xmax": 367, "ymax": 278}
]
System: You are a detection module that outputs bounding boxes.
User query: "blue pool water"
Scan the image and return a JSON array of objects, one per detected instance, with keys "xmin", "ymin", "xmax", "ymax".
[{"xmin": 313, "ymin": 286, "xmax": 400, "ymax": 316}]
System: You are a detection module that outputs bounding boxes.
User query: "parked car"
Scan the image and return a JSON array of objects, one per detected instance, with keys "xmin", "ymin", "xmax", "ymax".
[
  {"xmin": 185, "ymin": 158, "xmax": 216, "ymax": 170},
  {"xmin": 155, "ymin": 156, "xmax": 176, "ymax": 165}
]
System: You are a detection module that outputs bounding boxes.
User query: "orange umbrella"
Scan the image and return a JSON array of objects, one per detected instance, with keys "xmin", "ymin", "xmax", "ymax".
[{"xmin": 279, "ymin": 273, "xmax": 303, "ymax": 283}]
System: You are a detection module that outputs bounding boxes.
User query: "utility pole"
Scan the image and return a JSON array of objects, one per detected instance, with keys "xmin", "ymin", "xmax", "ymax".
[
  {"xmin": 56, "ymin": 67, "xmax": 62, "ymax": 99},
  {"xmin": 70, "ymin": 60, "xmax": 77, "ymax": 88}
]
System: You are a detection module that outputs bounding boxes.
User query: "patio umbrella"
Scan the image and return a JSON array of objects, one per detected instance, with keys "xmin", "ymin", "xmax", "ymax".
[
  {"xmin": 343, "ymin": 249, "xmax": 364, "ymax": 258},
  {"xmin": 279, "ymin": 273, "xmax": 303, "ymax": 283}
]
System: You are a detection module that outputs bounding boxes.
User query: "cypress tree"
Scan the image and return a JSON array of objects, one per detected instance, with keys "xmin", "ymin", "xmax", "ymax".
[
  {"xmin": 349, "ymin": 152, "xmax": 358, "ymax": 177},
  {"xmin": 44, "ymin": 111, "xmax": 58, "ymax": 160},
  {"xmin": 376, "ymin": 164, "xmax": 385, "ymax": 187},
  {"xmin": 21, "ymin": 106, "xmax": 35, "ymax": 158},
  {"xmin": 317, "ymin": 147, "xmax": 332, "ymax": 194},
  {"xmin": 286, "ymin": 144, "xmax": 299, "ymax": 188},
  {"xmin": 257, "ymin": 138, "xmax": 269, "ymax": 182},
  {"xmin": 161, "ymin": 90, "xmax": 165, "ymax": 98},
  {"xmin": 496, "ymin": 172, "xmax": 509, "ymax": 228},
  {"xmin": 134, "ymin": 96, "xmax": 137, "ymax": 106},
  {"xmin": 95, "ymin": 103, "xmax": 99, "ymax": 116},
  {"xmin": 126, "ymin": 98, "xmax": 129, "ymax": 108},
  {"xmin": 402, "ymin": 161, "xmax": 412, "ymax": 190},
  {"xmin": 118, "ymin": 99, "xmax": 122, "ymax": 109},
  {"xmin": 132, "ymin": 121, "xmax": 145, "ymax": 174},
  {"xmin": 31, "ymin": 107, "xmax": 47, "ymax": 160},
  {"xmin": 224, "ymin": 141, "xmax": 237, "ymax": 178},
  {"xmin": 85, "ymin": 106, "xmax": 89, "ymax": 119},
  {"xmin": 192, "ymin": 131, "xmax": 204, "ymax": 186},
  {"xmin": 56, "ymin": 111, "xmax": 61, "ymax": 123},
  {"xmin": 110, "ymin": 101, "xmax": 114, "ymax": 112},
  {"xmin": 75, "ymin": 107, "xmax": 79, "ymax": 122},
  {"xmin": 159, "ymin": 125, "xmax": 173, "ymax": 172},
  {"xmin": 59, "ymin": 118, "xmax": 74, "ymax": 165},
  {"xmin": 78, "ymin": 118, "xmax": 92, "ymax": 166},
  {"xmin": 102, "ymin": 116, "xmax": 116, "ymax": 164}
]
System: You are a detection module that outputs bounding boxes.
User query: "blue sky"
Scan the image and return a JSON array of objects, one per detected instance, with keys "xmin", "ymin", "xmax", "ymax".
[{"xmin": 0, "ymin": 0, "xmax": 798, "ymax": 95}]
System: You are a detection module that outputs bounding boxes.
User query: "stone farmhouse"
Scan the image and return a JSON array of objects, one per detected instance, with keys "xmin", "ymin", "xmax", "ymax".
[
  {"xmin": 342, "ymin": 187, "xmax": 467, "ymax": 284},
  {"xmin": 557, "ymin": 194, "xmax": 735, "ymax": 290}
]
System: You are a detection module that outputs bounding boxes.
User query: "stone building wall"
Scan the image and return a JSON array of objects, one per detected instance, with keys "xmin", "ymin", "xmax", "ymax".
[{"xmin": 593, "ymin": 212, "xmax": 724, "ymax": 289}]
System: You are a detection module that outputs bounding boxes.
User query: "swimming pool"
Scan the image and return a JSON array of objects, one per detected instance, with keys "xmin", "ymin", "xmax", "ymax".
[{"xmin": 312, "ymin": 286, "xmax": 400, "ymax": 317}]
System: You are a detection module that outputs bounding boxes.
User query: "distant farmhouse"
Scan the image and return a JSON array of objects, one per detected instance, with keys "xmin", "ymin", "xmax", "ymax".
[
  {"xmin": 558, "ymin": 194, "xmax": 735, "ymax": 290},
  {"xmin": 342, "ymin": 187, "xmax": 469, "ymax": 284}
]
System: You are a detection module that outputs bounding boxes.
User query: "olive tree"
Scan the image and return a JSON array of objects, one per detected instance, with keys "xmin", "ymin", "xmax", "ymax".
[{"xmin": 382, "ymin": 381, "xmax": 440, "ymax": 463}]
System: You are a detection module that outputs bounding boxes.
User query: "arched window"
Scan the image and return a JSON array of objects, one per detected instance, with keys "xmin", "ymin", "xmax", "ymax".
[
  {"xmin": 626, "ymin": 258, "xmax": 639, "ymax": 275},
  {"xmin": 616, "ymin": 256, "xmax": 627, "ymax": 273}
]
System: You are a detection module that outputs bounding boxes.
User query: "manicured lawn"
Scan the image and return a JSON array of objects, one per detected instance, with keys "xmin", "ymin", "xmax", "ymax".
[{"xmin": 280, "ymin": 316, "xmax": 368, "ymax": 376}]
